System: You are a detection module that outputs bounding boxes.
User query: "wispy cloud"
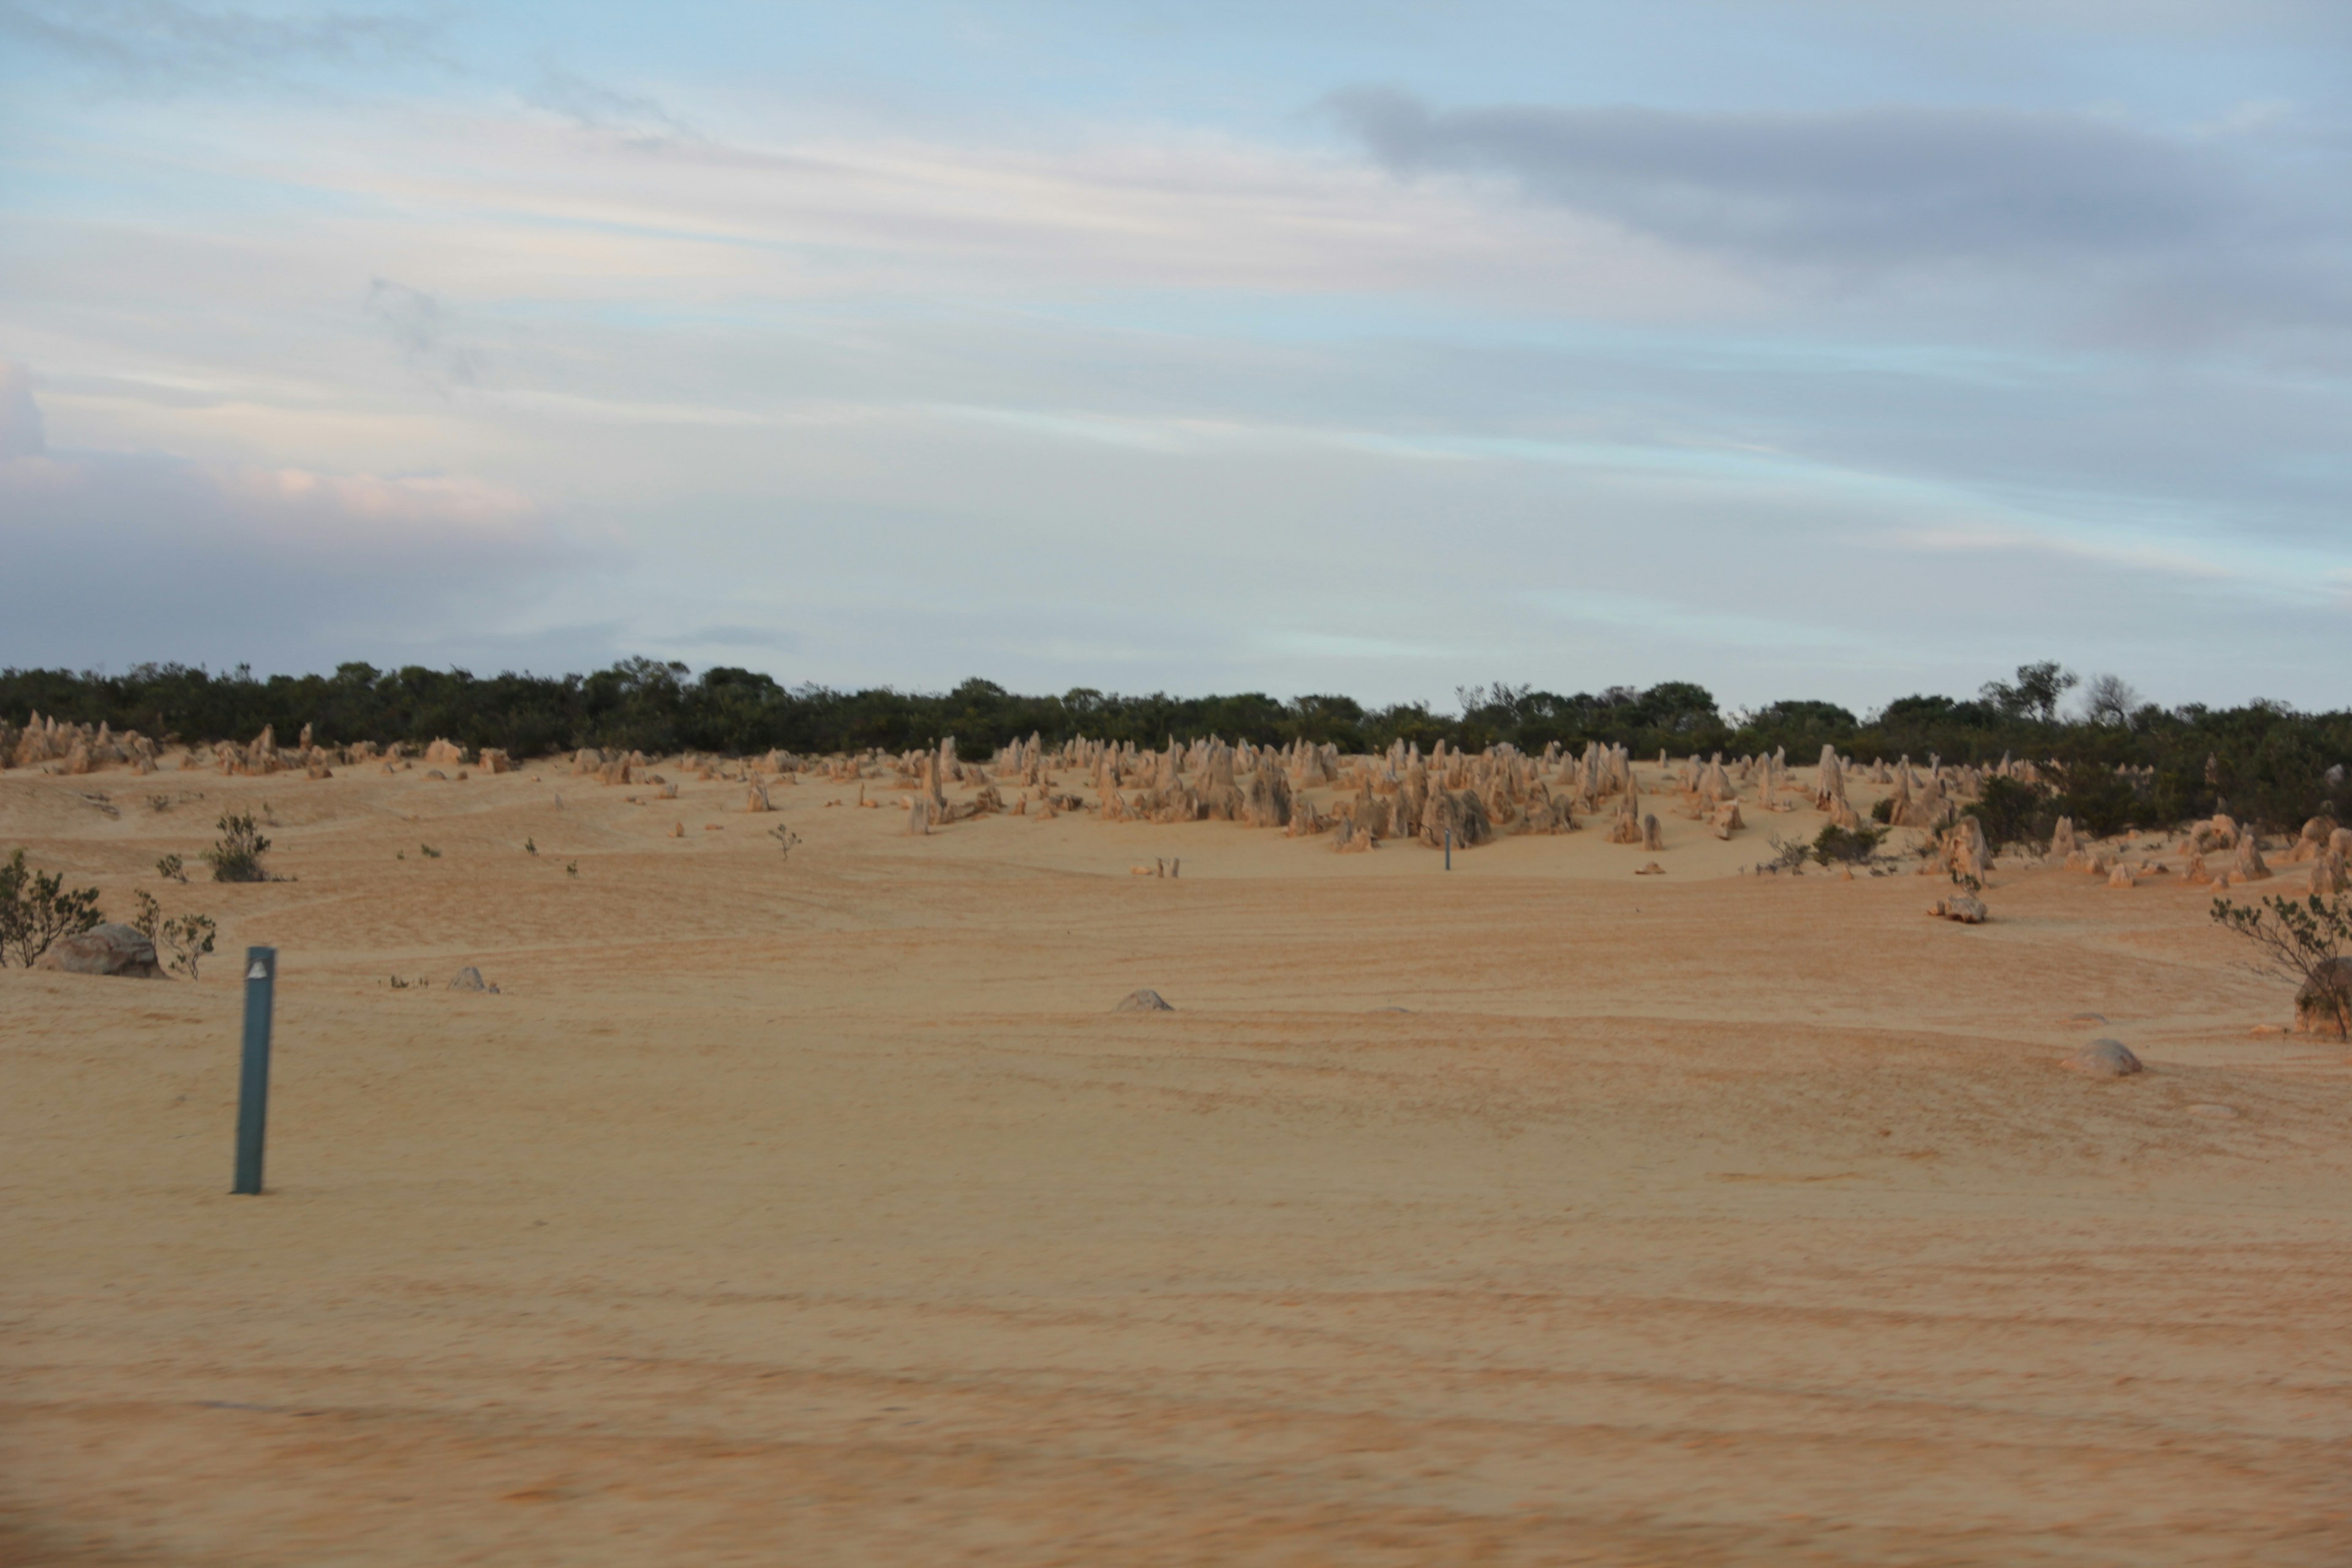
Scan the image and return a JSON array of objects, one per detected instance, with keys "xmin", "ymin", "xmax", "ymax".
[
  {"xmin": 524, "ymin": 68, "xmax": 695, "ymax": 143},
  {"xmin": 0, "ymin": 0, "xmax": 439, "ymax": 88}
]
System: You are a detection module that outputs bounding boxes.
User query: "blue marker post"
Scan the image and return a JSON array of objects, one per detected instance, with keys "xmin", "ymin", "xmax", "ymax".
[{"xmin": 232, "ymin": 946, "xmax": 277, "ymax": 1195}]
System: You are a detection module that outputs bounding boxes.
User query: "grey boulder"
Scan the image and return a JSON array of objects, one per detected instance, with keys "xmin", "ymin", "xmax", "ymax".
[
  {"xmin": 33, "ymin": 924, "xmax": 164, "ymax": 978},
  {"xmin": 2065, "ymin": 1038, "xmax": 2143, "ymax": 1077}
]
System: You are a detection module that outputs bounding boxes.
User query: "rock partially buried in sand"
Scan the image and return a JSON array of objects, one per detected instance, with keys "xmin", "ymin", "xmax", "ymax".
[
  {"xmin": 448, "ymin": 966, "xmax": 496, "ymax": 993},
  {"xmin": 1114, "ymin": 989, "xmax": 1174, "ymax": 1012},
  {"xmin": 1928, "ymin": 895, "xmax": 1987, "ymax": 924},
  {"xmin": 2065, "ymin": 1038, "xmax": 2142, "ymax": 1077},
  {"xmin": 2187, "ymin": 1102, "xmax": 2238, "ymax": 1118},
  {"xmin": 32, "ymin": 923, "xmax": 163, "ymax": 978}
]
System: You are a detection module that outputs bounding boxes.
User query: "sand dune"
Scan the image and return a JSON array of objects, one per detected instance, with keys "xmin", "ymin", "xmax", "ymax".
[{"xmin": 4, "ymin": 761, "xmax": 2348, "ymax": 1564}]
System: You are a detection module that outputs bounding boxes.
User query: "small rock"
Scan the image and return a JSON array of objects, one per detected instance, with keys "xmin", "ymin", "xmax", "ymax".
[
  {"xmin": 2064, "ymin": 1038, "xmax": 2143, "ymax": 1077},
  {"xmin": 32, "ymin": 924, "xmax": 164, "ymax": 978},
  {"xmin": 1928, "ymin": 894, "xmax": 1988, "ymax": 924},
  {"xmin": 2186, "ymin": 1102, "xmax": 2238, "ymax": 1118},
  {"xmin": 448, "ymin": 967, "xmax": 489, "ymax": 992},
  {"xmin": 1114, "ymin": 989, "xmax": 1174, "ymax": 1012}
]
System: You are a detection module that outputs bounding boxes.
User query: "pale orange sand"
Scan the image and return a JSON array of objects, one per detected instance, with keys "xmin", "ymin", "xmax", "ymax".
[{"xmin": 4, "ymin": 763, "xmax": 2348, "ymax": 1565}]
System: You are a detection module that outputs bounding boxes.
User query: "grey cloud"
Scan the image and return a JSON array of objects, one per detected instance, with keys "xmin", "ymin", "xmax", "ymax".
[
  {"xmin": 1329, "ymin": 88, "xmax": 2242, "ymax": 263},
  {"xmin": 366, "ymin": 277, "xmax": 482, "ymax": 390},
  {"xmin": 0, "ymin": 0, "xmax": 439, "ymax": 86},
  {"xmin": 1327, "ymin": 88, "xmax": 2352, "ymax": 336}
]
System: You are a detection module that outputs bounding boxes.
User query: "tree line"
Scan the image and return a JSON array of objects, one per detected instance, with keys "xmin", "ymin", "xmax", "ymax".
[{"xmin": 4, "ymin": 658, "xmax": 2345, "ymax": 833}]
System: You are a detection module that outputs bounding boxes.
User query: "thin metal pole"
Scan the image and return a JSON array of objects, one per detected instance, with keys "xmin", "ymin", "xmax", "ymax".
[
  {"xmin": 1444, "ymin": 826, "xmax": 1452, "ymax": 870},
  {"xmin": 232, "ymin": 946, "xmax": 277, "ymax": 1195}
]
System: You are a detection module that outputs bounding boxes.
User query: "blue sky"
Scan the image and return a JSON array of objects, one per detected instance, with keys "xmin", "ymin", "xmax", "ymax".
[{"xmin": 2, "ymin": 0, "xmax": 2347, "ymax": 711}]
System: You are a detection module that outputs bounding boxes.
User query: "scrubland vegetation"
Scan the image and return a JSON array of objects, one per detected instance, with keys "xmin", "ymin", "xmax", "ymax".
[{"xmin": 4, "ymin": 658, "xmax": 2345, "ymax": 834}]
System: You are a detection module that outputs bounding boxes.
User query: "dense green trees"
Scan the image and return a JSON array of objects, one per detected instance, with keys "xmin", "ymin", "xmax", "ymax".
[{"xmin": 4, "ymin": 660, "xmax": 2346, "ymax": 830}]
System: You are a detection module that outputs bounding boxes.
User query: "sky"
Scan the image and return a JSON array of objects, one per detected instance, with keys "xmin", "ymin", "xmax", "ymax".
[{"xmin": 2, "ymin": 0, "xmax": 2348, "ymax": 714}]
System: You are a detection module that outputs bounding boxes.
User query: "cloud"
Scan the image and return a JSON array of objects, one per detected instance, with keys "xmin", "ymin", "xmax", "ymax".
[
  {"xmin": 0, "ymin": 363, "xmax": 579, "ymax": 671},
  {"xmin": 1327, "ymin": 88, "xmax": 2352, "ymax": 338},
  {"xmin": 0, "ymin": 0, "xmax": 439, "ymax": 88},
  {"xmin": 1330, "ymin": 89, "xmax": 2228, "ymax": 260},
  {"xmin": 524, "ymin": 69, "xmax": 695, "ymax": 142},
  {"xmin": 366, "ymin": 277, "xmax": 483, "ymax": 390}
]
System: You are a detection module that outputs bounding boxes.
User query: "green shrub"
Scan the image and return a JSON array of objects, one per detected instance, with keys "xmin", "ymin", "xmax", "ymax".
[
  {"xmin": 131, "ymin": 890, "xmax": 217, "ymax": 979},
  {"xmin": 0, "ymin": 848, "xmax": 105, "ymax": 966},
  {"xmin": 203, "ymin": 813, "xmax": 271, "ymax": 882},
  {"xmin": 1812, "ymin": 823, "xmax": 1884, "ymax": 865},
  {"xmin": 1967, "ymin": 775, "xmax": 2048, "ymax": 850}
]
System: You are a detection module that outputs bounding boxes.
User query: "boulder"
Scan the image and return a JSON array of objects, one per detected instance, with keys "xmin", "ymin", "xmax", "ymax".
[
  {"xmin": 1928, "ymin": 895, "xmax": 1988, "ymax": 924},
  {"xmin": 2293, "ymin": 957, "xmax": 2352, "ymax": 1037},
  {"xmin": 32, "ymin": 924, "xmax": 163, "ymax": 978},
  {"xmin": 1114, "ymin": 989, "xmax": 1174, "ymax": 1012},
  {"xmin": 2064, "ymin": 1038, "xmax": 2143, "ymax": 1077}
]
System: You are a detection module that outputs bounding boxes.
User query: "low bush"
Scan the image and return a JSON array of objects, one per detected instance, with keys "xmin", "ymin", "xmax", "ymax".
[
  {"xmin": 203, "ymin": 812, "xmax": 271, "ymax": 882},
  {"xmin": 1967, "ymin": 774, "xmax": 2048, "ymax": 850},
  {"xmin": 1812, "ymin": 823, "xmax": 1884, "ymax": 865},
  {"xmin": 130, "ymin": 890, "xmax": 217, "ymax": 979},
  {"xmin": 0, "ymin": 848, "xmax": 105, "ymax": 966}
]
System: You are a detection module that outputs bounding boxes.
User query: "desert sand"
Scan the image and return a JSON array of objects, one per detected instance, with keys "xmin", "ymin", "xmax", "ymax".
[{"xmin": 4, "ymin": 755, "xmax": 2349, "ymax": 1566}]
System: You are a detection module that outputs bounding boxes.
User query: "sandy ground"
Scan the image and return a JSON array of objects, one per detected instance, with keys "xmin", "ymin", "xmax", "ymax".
[{"xmin": 4, "ymin": 760, "xmax": 2349, "ymax": 1566}]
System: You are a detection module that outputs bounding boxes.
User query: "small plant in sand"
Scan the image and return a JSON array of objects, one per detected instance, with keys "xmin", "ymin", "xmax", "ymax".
[
  {"xmin": 2211, "ymin": 893, "xmax": 2352, "ymax": 1038},
  {"xmin": 0, "ymin": 848, "xmax": 105, "ymax": 967},
  {"xmin": 1811, "ymin": 822, "xmax": 1883, "ymax": 867},
  {"xmin": 1755, "ymin": 833, "xmax": 1812, "ymax": 875},
  {"xmin": 155, "ymin": 853, "xmax": 187, "ymax": 883},
  {"xmin": 130, "ymin": 891, "xmax": 217, "ymax": 979},
  {"xmin": 768, "ymin": 823, "xmax": 803, "ymax": 859},
  {"xmin": 203, "ymin": 812, "xmax": 272, "ymax": 883},
  {"xmin": 419, "ymin": 843, "xmax": 442, "ymax": 859},
  {"xmin": 565, "ymin": 860, "xmax": 579, "ymax": 877},
  {"xmin": 524, "ymin": 837, "xmax": 538, "ymax": 856}
]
